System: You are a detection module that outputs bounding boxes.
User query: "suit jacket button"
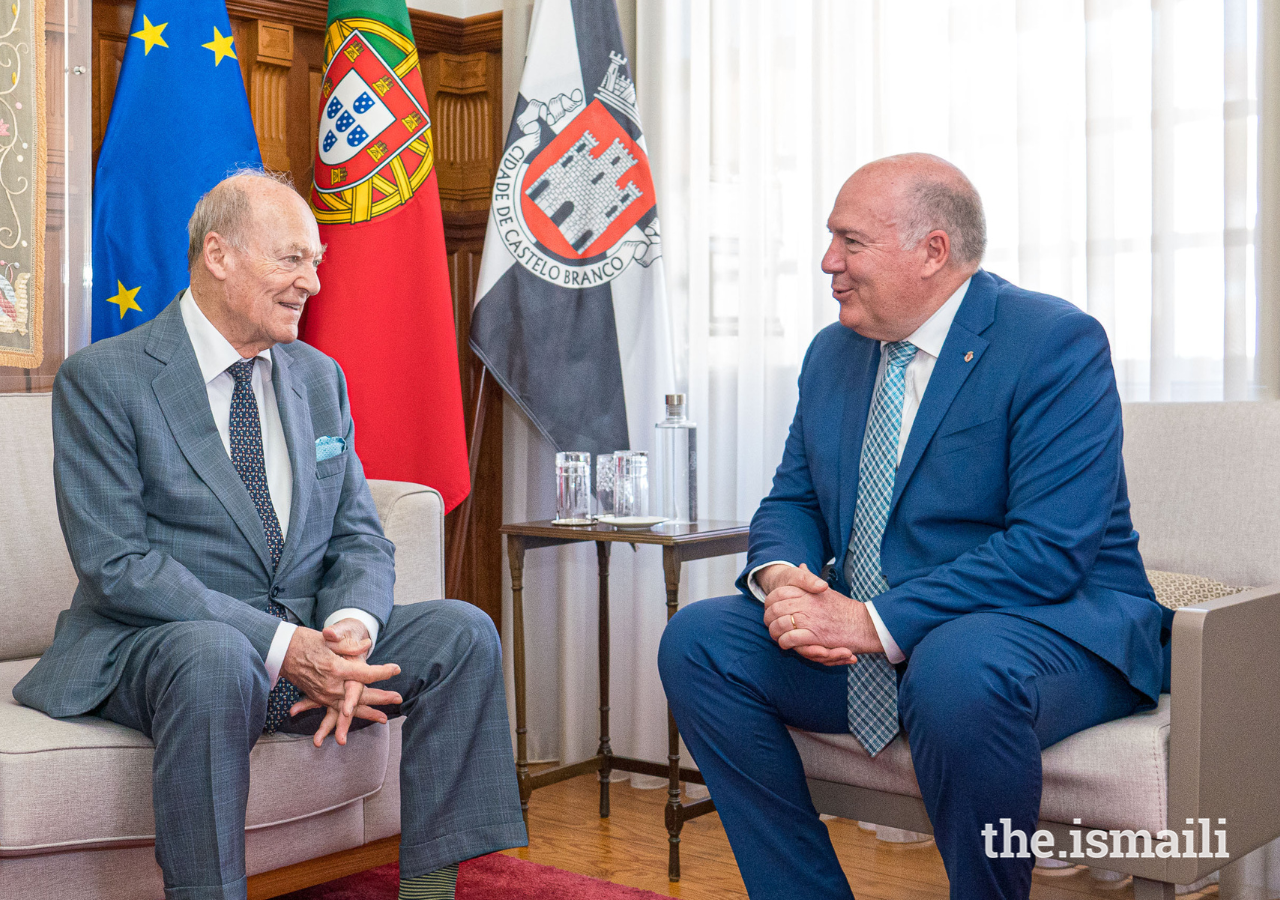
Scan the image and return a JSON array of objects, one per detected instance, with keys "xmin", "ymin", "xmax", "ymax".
[{"xmin": 270, "ymin": 586, "xmax": 280, "ymax": 598}]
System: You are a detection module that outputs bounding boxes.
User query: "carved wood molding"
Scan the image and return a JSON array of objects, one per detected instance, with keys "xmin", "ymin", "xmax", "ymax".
[
  {"xmin": 439, "ymin": 51, "xmax": 488, "ymax": 94},
  {"xmin": 446, "ymin": 11, "xmax": 502, "ymax": 54},
  {"xmin": 222, "ymin": 1, "xmax": 502, "ymax": 53},
  {"xmin": 225, "ymin": 0, "xmax": 328, "ymax": 30},
  {"xmin": 434, "ymin": 51, "xmax": 496, "ymax": 207},
  {"xmin": 442, "ymin": 208, "xmax": 490, "ymax": 245},
  {"xmin": 244, "ymin": 20, "xmax": 294, "ymax": 173}
]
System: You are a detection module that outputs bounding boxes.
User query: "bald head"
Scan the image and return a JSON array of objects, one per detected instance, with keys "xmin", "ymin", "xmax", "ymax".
[
  {"xmin": 852, "ymin": 153, "xmax": 986, "ymax": 268},
  {"xmin": 823, "ymin": 153, "xmax": 983, "ymax": 341},
  {"xmin": 187, "ymin": 169, "xmax": 308, "ymax": 271}
]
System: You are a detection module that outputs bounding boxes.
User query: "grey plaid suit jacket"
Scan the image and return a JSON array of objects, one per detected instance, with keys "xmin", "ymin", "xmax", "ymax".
[{"xmin": 14, "ymin": 296, "xmax": 396, "ymax": 718}]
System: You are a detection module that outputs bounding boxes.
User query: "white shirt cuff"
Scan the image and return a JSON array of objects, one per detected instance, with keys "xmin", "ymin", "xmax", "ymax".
[
  {"xmin": 864, "ymin": 601, "xmax": 906, "ymax": 664},
  {"xmin": 749, "ymin": 560, "xmax": 904, "ymax": 663},
  {"xmin": 747, "ymin": 560, "xmax": 797, "ymax": 602},
  {"xmin": 265, "ymin": 611, "xmax": 381, "ymax": 690},
  {"xmin": 325, "ymin": 608, "xmax": 381, "ymax": 655},
  {"xmin": 265, "ymin": 620, "xmax": 298, "ymax": 689}
]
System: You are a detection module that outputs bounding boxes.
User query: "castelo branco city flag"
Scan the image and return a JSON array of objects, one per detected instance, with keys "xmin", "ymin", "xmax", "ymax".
[
  {"xmin": 470, "ymin": 0, "xmax": 674, "ymax": 465},
  {"xmin": 303, "ymin": 0, "xmax": 470, "ymax": 512}
]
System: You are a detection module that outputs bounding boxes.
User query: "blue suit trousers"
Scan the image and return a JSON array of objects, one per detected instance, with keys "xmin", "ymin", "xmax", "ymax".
[
  {"xmin": 658, "ymin": 594, "xmax": 1143, "ymax": 900},
  {"xmin": 98, "ymin": 599, "xmax": 527, "ymax": 900}
]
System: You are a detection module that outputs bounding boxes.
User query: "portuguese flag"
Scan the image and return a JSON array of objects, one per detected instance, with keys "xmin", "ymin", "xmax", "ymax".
[{"xmin": 303, "ymin": 0, "xmax": 470, "ymax": 512}]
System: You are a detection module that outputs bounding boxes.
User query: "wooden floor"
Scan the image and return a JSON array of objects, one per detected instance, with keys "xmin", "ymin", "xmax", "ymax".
[{"xmin": 502, "ymin": 772, "xmax": 1217, "ymax": 900}]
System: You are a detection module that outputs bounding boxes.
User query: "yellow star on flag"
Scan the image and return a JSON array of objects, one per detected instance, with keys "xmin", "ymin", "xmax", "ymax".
[
  {"xmin": 202, "ymin": 27, "xmax": 238, "ymax": 67},
  {"xmin": 130, "ymin": 15, "xmax": 168, "ymax": 55},
  {"xmin": 105, "ymin": 281, "xmax": 143, "ymax": 319}
]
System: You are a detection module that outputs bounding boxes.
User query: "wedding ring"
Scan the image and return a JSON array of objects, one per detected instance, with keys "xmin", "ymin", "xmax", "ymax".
[{"xmin": 790, "ymin": 614, "xmax": 798, "ymax": 631}]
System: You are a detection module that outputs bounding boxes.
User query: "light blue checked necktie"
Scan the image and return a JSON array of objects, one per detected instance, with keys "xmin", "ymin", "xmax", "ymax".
[
  {"xmin": 842, "ymin": 339, "xmax": 917, "ymax": 757},
  {"xmin": 227, "ymin": 360, "xmax": 301, "ymax": 734}
]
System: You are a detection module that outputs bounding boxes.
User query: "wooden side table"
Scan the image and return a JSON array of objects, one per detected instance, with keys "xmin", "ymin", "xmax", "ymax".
[{"xmin": 500, "ymin": 519, "xmax": 750, "ymax": 881}]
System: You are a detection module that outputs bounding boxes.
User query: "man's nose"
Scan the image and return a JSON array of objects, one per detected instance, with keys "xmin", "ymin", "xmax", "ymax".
[
  {"xmin": 299, "ymin": 266, "xmax": 320, "ymax": 296},
  {"xmin": 821, "ymin": 238, "xmax": 843, "ymax": 274}
]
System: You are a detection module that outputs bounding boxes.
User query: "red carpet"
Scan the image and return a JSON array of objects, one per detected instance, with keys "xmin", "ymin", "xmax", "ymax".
[{"xmin": 278, "ymin": 853, "xmax": 670, "ymax": 900}]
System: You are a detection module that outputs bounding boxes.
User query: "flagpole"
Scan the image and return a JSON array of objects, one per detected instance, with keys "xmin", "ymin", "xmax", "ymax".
[{"xmin": 446, "ymin": 364, "xmax": 490, "ymax": 596}]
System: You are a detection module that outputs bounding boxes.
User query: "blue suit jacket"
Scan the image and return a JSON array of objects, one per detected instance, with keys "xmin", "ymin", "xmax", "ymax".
[
  {"xmin": 736, "ymin": 270, "xmax": 1168, "ymax": 703},
  {"xmin": 15, "ymin": 297, "xmax": 396, "ymax": 717}
]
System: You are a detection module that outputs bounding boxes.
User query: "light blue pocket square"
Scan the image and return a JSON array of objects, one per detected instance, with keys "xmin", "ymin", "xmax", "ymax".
[{"xmin": 315, "ymin": 436, "xmax": 346, "ymax": 462}]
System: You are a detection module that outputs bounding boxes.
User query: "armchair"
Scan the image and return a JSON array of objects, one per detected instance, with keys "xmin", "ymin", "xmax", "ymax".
[
  {"xmin": 0, "ymin": 393, "xmax": 446, "ymax": 899},
  {"xmin": 792, "ymin": 401, "xmax": 1280, "ymax": 900}
]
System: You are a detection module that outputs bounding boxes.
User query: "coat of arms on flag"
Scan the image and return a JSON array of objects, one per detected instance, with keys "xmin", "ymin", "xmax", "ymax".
[
  {"xmin": 493, "ymin": 51, "xmax": 662, "ymax": 289},
  {"xmin": 311, "ymin": 17, "xmax": 434, "ymax": 225}
]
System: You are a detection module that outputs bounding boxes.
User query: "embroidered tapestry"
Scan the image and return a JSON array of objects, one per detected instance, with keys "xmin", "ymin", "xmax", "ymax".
[{"xmin": 0, "ymin": 0, "xmax": 45, "ymax": 369}]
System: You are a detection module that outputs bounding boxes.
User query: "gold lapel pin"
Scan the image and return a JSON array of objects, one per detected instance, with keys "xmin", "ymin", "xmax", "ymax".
[{"xmin": 964, "ymin": 351, "xmax": 974, "ymax": 363}]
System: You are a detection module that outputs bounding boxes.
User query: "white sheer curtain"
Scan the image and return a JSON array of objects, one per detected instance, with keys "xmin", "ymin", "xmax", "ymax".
[{"xmin": 639, "ymin": 0, "xmax": 1273, "ymax": 427}]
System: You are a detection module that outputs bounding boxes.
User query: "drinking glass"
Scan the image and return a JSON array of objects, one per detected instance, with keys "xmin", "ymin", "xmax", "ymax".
[
  {"xmin": 596, "ymin": 453, "xmax": 616, "ymax": 517},
  {"xmin": 612, "ymin": 450, "xmax": 650, "ymax": 518},
  {"xmin": 554, "ymin": 451, "xmax": 592, "ymax": 525}
]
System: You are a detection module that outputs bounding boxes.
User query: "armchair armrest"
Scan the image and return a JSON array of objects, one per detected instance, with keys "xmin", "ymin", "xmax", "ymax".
[
  {"xmin": 1165, "ymin": 585, "xmax": 1280, "ymax": 883},
  {"xmin": 367, "ymin": 480, "xmax": 445, "ymax": 604}
]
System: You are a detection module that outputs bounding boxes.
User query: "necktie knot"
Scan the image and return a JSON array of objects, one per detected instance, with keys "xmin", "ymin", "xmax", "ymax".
[
  {"xmin": 884, "ymin": 340, "xmax": 917, "ymax": 369},
  {"xmin": 228, "ymin": 359, "xmax": 255, "ymax": 384}
]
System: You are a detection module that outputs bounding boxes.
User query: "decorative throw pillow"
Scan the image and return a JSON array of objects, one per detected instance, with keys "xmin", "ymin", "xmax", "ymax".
[{"xmin": 1145, "ymin": 569, "xmax": 1250, "ymax": 610}]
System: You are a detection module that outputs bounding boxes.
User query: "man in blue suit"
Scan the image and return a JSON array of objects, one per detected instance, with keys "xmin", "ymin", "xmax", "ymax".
[
  {"xmin": 659, "ymin": 154, "xmax": 1167, "ymax": 899},
  {"xmin": 15, "ymin": 171, "xmax": 525, "ymax": 900}
]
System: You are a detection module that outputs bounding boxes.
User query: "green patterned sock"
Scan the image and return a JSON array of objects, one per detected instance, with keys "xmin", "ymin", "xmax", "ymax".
[{"xmin": 399, "ymin": 862, "xmax": 459, "ymax": 900}]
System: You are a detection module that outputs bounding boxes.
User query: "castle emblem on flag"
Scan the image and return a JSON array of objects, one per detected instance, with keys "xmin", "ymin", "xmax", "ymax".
[
  {"xmin": 526, "ymin": 131, "xmax": 643, "ymax": 254},
  {"xmin": 310, "ymin": 24, "xmax": 436, "ymax": 225},
  {"xmin": 595, "ymin": 51, "xmax": 641, "ymax": 127},
  {"xmin": 492, "ymin": 53, "xmax": 661, "ymax": 287}
]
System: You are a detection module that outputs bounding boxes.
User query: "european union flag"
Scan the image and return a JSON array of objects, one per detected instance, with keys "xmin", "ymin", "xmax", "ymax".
[{"xmin": 92, "ymin": 0, "xmax": 261, "ymax": 342}]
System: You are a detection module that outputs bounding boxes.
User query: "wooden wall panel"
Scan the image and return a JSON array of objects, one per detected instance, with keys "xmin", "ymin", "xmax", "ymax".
[
  {"xmin": 243, "ymin": 20, "xmax": 295, "ymax": 173},
  {"xmin": 88, "ymin": 2, "xmax": 507, "ymax": 628},
  {"xmin": 91, "ymin": 2, "xmax": 129, "ymax": 163}
]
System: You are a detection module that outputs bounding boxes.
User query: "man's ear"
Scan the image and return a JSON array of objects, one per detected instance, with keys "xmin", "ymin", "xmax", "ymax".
[
  {"xmin": 202, "ymin": 232, "xmax": 232, "ymax": 282},
  {"xmin": 920, "ymin": 229, "xmax": 951, "ymax": 278}
]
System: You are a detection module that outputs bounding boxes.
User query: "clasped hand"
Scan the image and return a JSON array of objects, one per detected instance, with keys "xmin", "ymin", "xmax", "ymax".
[
  {"xmin": 759, "ymin": 563, "xmax": 884, "ymax": 666},
  {"xmin": 280, "ymin": 618, "xmax": 401, "ymax": 747}
]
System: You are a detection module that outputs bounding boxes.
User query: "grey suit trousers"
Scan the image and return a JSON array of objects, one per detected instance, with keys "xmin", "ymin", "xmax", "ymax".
[{"xmin": 98, "ymin": 599, "xmax": 527, "ymax": 900}]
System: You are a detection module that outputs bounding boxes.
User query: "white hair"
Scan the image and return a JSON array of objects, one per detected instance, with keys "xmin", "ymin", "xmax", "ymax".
[
  {"xmin": 897, "ymin": 175, "xmax": 987, "ymax": 266},
  {"xmin": 187, "ymin": 168, "xmax": 297, "ymax": 270}
]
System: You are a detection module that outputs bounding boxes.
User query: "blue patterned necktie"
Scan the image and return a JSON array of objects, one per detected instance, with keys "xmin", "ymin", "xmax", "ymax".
[
  {"xmin": 227, "ymin": 359, "xmax": 300, "ymax": 733},
  {"xmin": 842, "ymin": 340, "xmax": 917, "ymax": 756}
]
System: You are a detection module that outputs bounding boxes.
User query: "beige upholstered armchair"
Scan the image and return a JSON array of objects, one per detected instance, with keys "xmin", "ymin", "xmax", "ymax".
[
  {"xmin": 0, "ymin": 393, "xmax": 444, "ymax": 899},
  {"xmin": 792, "ymin": 401, "xmax": 1280, "ymax": 900}
]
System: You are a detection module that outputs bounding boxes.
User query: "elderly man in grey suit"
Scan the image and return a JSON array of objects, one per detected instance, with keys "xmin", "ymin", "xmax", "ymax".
[{"xmin": 13, "ymin": 170, "xmax": 526, "ymax": 900}]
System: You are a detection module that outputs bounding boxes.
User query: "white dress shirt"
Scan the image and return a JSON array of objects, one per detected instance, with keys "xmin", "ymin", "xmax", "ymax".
[
  {"xmin": 180, "ymin": 290, "xmax": 379, "ymax": 687},
  {"xmin": 748, "ymin": 278, "xmax": 972, "ymax": 664}
]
